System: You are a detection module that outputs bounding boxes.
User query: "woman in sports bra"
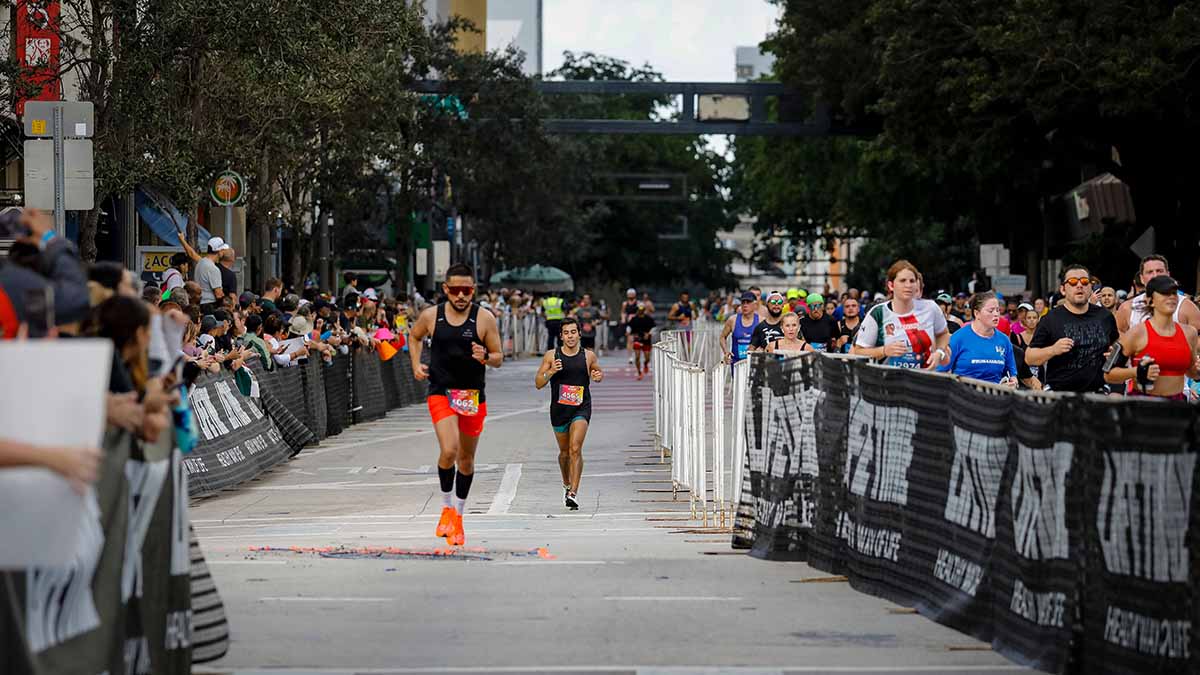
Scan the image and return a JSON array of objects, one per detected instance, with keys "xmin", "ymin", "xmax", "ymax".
[
  {"xmin": 1105, "ymin": 276, "xmax": 1200, "ymax": 399},
  {"xmin": 767, "ymin": 312, "xmax": 811, "ymax": 356}
]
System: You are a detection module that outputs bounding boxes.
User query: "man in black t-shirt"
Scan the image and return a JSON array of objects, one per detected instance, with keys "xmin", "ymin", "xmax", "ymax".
[
  {"xmin": 1026, "ymin": 264, "xmax": 1119, "ymax": 392},
  {"xmin": 798, "ymin": 293, "xmax": 839, "ymax": 352},
  {"xmin": 749, "ymin": 291, "xmax": 786, "ymax": 351}
]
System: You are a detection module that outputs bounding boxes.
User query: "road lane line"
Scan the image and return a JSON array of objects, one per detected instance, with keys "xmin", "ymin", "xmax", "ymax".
[
  {"xmin": 258, "ymin": 596, "xmax": 391, "ymax": 603},
  {"xmin": 604, "ymin": 596, "xmax": 743, "ymax": 601},
  {"xmin": 487, "ymin": 463, "xmax": 523, "ymax": 514},
  {"xmin": 308, "ymin": 407, "xmax": 542, "ymax": 455}
]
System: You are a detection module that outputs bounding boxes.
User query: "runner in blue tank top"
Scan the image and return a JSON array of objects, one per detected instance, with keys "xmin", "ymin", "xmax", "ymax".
[{"xmin": 721, "ymin": 291, "xmax": 761, "ymax": 363}]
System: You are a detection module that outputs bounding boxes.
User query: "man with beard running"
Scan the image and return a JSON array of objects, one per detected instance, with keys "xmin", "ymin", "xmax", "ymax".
[
  {"xmin": 748, "ymin": 292, "xmax": 787, "ymax": 352},
  {"xmin": 535, "ymin": 317, "xmax": 604, "ymax": 510},
  {"xmin": 409, "ymin": 263, "xmax": 503, "ymax": 546}
]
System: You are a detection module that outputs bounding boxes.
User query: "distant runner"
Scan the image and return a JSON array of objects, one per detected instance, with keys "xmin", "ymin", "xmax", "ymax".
[
  {"xmin": 572, "ymin": 293, "xmax": 601, "ymax": 351},
  {"xmin": 621, "ymin": 288, "xmax": 640, "ymax": 363},
  {"xmin": 409, "ymin": 263, "xmax": 503, "ymax": 546},
  {"xmin": 628, "ymin": 303, "xmax": 656, "ymax": 380},
  {"xmin": 667, "ymin": 291, "xmax": 694, "ymax": 330},
  {"xmin": 535, "ymin": 318, "xmax": 604, "ymax": 510},
  {"xmin": 720, "ymin": 291, "xmax": 760, "ymax": 363}
]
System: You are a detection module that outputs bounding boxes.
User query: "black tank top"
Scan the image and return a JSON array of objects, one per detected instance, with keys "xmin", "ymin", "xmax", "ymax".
[
  {"xmin": 623, "ymin": 300, "xmax": 639, "ymax": 318},
  {"xmin": 549, "ymin": 346, "xmax": 591, "ymax": 410},
  {"xmin": 429, "ymin": 303, "xmax": 487, "ymax": 401}
]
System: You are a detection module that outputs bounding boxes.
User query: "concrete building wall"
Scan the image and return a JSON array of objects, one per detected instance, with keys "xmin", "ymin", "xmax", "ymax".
[
  {"xmin": 735, "ymin": 46, "xmax": 775, "ymax": 82},
  {"xmin": 487, "ymin": 0, "xmax": 543, "ymax": 76}
]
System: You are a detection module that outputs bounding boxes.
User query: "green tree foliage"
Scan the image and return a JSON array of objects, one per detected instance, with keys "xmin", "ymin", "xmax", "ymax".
[{"xmin": 733, "ymin": 0, "xmax": 1200, "ymax": 292}]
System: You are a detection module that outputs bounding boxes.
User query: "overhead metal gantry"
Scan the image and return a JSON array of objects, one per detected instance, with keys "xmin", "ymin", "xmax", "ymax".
[{"xmin": 413, "ymin": 80, "xmax": 834, "ymax": 136}]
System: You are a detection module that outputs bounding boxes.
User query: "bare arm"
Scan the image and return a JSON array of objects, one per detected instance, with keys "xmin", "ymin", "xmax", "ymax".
[
  {"xmin": 408, "ymin": 307, "xmax": 435, "ymax": 380},
  {"xmin": 175, "ymin": 229, "xmax": 202, "ymax": 263},
  {"xmin": 925, "ymin": 330, "xmax": 951, "ymax": 369},
  {"xmin": 476, "ymin": 308, "xmax": 503, "ymax": 368},
  {"xmin": 587, "ymin": 349, "xmax": 604, "ymax": 382},
  {"xmin": 534, "ymin": 350, "xmax": 557, "ymax": 390},
  {"xmin": 1188, "ymin": 326, "xmax": 1200, "ymax": 380},
  {"xmin": 1181, "ymin": 299, "xmax": 1200, "ymax": 333},
  {"xmin": 720, "ymin": 316, "xmax": 734, "ymax": 358},
  {"xmin": 1104, "ymin": 328, "xmax": 1142, "ymax": 385},
  {"xmin": 1115, "ymin": 300, "xmax": 1133, "ymax": 334}
]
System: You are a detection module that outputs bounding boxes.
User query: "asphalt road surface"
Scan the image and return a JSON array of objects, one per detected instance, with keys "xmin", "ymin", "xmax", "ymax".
[{"xmin": 192, "ymin": 353, "xmax": 1027, "ymax": 675}]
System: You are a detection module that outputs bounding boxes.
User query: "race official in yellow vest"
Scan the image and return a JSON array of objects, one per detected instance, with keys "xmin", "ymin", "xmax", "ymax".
[{"xmin": 542, "ymin": 295, "xmax": 565, "ymax": 350}]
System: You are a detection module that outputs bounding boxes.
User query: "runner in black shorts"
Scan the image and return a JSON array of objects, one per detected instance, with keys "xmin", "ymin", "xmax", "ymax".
[
  {"xmin": 409, "ymin": 263, "xmax": 503, "ymax": 546},
  {"xmin": 535, "ymin": 317, "xmax": 603, "ymax": 510}
]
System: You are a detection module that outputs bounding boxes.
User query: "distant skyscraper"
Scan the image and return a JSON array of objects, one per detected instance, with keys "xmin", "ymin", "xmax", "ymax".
[
  {"xmin": 735, "ymin": 46, "xmax": 775, "ymax": 82},
  {"xmin": 487, "ymin": 0, "xmax": 543, "ymax": 76}
]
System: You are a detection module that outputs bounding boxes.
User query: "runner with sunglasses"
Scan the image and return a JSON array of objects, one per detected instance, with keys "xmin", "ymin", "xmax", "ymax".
[
  {"xmin": 409, "ymin": 263, "xmax": 503, "ymax": 546},
  {"xmin": 1025, "ymin": 264, "xmax": 1118, "ymax": 393},
  {"xmin": 535, "ymin": 317, "xmax": 604, "ymax": 510},
  {"xmin": 748, "ymin": 291, "xmax": 787, "ymax": 352}
]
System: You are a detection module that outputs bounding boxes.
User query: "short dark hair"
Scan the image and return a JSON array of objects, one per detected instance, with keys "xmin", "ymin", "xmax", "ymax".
[
  {"xmin": 245, "ymin": 313, "xmax": 263, "ymax": 334},
  {"xmin": 1139, "ymin": 254, "xmax": 1169, "ymax": 275},
  {"xmin": 560, "ymin": 317, "xmax": 579, "ymax": 334},
  {"xmin": 170, "ymin": 252, "xmax": 189, "ymax": 268},
  {"xmin": 263, "ymin": 312, "xmax": 283, "ymax": 335},
  {"xmin": 445, "ymin": 263, "xmax": 474, "ymax": 280},
  {"xmin": 1061, "ymin": 264, "xmax": 1090, "ymax": 282},
  {"xmin": 265, "ymin": 277, "xmax": 283, "ymax": 292},
  {"xmin": 343, "ymin": 271, "xmax": 358, "ymax": 285}
]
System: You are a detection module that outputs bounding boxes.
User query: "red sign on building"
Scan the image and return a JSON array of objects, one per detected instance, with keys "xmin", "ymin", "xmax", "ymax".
[{"xmin": 15, "ymin": 0, "xmax": 61, "ymax": 116}]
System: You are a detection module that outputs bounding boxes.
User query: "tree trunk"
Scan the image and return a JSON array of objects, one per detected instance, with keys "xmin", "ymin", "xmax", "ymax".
[{"xmin": 78, "ymin": 206, "xmax": 102, "ymax": 262}]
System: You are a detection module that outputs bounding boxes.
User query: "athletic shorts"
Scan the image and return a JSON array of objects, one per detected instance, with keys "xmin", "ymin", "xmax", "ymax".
[
  {"xmin": 551, "ymin": 415, "xmax": 590, "ymax": 434},
  {"xmin": 427, "ymin": 395, "xmax": 488, "ymax": 437},
  {"xmin": 633, "ymin": 341, "xmax": 652, "ymax": 352}
]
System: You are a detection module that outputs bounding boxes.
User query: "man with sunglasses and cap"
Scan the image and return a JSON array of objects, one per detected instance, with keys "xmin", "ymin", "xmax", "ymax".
[
  {"xmin": 721, "ymin": 291, "xmax": 761, "ymax": 363},
  {"xmin": 748, "ymin": 291, "xmax": 787, "ymax": 352},
  {"xmin": 408, "ymin": 263, "xmax": 503, "ymax": 547},
  {"xmin": 1026, "ymin": 264, "xmax": 1119, "ymax": 393}
]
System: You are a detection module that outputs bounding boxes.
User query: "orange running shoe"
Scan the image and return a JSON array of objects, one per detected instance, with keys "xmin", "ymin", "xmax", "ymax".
[
  {"xmin": 435, "ymin": 507, "xmax": 456, "ymax": 538},
  {"xmin": 447, "ymin": 512, "xmax": 465, "ymax": 546}
]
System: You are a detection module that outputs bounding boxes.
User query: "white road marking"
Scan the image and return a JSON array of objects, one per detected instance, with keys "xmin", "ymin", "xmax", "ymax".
[
  {"xmin": 241, "ymin": 478, "xmax": 439, "ymax": 491},
  {"xmin": 493, "ymin": 560, "xmax": 611, "ymax": 566},
  {"xmin": 486, "ymin": 463, "xmax": 523, "ymax": 514},
  {"xmin": 605, "ymin": 596, "xmax": 743, "ymax": 601},
  {"xmin": 192, "ymin": 511, "xmax": 693, "ymax": 525},
  {"xmin": 206, "ymin": 560, "xmax": 288, "ymax": 565},
  {"xmin": 191, "ymin": 666, "xmax": 1028, "ymax": 674},
  {"xmin": 259, "ymin": 596, "xmax": 391, "ymax": 603}
]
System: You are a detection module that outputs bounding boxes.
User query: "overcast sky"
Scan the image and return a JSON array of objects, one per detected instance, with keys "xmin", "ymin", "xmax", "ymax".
[{"xmin": 543, "ymin": 1, "xmax": 780, "ymax": 81}]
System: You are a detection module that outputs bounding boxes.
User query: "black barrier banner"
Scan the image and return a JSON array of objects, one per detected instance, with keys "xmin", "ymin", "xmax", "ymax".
[
  {"xmin": 741, "ymin": 352, "xmax": 1200, "ymax": 674},
  {"xmin": 302, "ymin": 357, "xmax": 329, "ymax": 442},
  {"xmin": 380, "ymin": 357, "xmax": 401, "ymax": 410},
  {"xmin": 186, "ymin": 369, "xmax": 291, "ymax": 497},
  {"xmin": 1078, "ymin": 398, "xmax": 1197, "ymax": 675},
  {"xmin": 253, "ymin": 363, "xmax": 316, "ymax": 456},
  {"xmin": 1, "ymin": 428, "xmax": 195, "ymax": 675},
  {"xmin": 324, "ymin": 354, "xmax": 351, "ymax": 436},
  {"xmin": 353, "ymin": 351, "xmax": 388, "ymax": 423},
  {"xmin": 742, "ymin": 354, "xmax": 820, "ymax": 560}
]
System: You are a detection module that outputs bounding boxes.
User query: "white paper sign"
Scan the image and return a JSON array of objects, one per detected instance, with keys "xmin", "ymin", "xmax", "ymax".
[{"xmin": 0, "ymin": 340, "xmax": 113, "ymax": 568}]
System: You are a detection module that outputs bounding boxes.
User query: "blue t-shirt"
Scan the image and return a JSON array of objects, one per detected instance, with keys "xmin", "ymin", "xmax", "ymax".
[{"xmin": 941, "ymin": 325, "xmax": 1017, "ymax": 384}]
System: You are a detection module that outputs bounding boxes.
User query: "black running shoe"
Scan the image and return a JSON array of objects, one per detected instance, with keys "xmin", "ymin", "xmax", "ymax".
[{"xmin": 565, "ymin": 492, "xmax": 579, "ymax": 510}]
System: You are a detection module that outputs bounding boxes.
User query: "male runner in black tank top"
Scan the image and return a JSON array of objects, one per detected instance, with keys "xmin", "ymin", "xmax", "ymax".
[
  {"xmin": 409, "ymin": 263, "xmax": 503, "ymax": 546},
  {"xmin": 535, "ymin": 317, "xmax": 603, "ymax": 510}
]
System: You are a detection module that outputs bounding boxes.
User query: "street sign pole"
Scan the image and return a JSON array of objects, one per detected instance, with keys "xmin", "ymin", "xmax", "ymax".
[
  {"xmin": 52, "ymin": 106, "xmax": 65, "ymax": 235},
  {"xmin": 224, "ymin": 203, "xmax": 232, "ymax": 244}
]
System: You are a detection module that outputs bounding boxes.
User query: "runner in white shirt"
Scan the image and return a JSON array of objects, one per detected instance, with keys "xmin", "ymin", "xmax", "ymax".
[{"xmin": 852, "ymin": 260, "xmax": 950, "ymax": 369}]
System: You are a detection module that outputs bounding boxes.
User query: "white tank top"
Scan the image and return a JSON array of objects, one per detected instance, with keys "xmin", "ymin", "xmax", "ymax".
[{"xmin": 1128, "ymin": 292, "xmax": 1183, "ymax": 326}]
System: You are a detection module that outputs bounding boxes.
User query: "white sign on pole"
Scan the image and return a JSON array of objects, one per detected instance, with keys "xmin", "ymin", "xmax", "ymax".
[
  {"xmin": 992, "ymin": 274, "xmax": 1028, "ymax": 295},
  {"xmin": 433, "ymin": 240, "xmax": 450, "ymax": 281},
  {"xmin": 415, "ymin": 248, "xmax": 428, "ymax": 276},
  {"xmin": 23, "ymin": 138, "xmax": 95, "ymax": 210}
]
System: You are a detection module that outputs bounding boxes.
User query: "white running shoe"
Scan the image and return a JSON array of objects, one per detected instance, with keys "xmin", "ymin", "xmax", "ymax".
[{"xmin": 565, "ymin": 491, "xmax": 579, "ymax": 510}]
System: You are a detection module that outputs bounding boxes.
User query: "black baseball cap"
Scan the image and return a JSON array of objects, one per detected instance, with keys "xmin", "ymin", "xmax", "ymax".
[
  {"xmin": 1146, "ymin": 275, "xmax": 1179, "ymax": 296},
  {"xmin": 739, "ymin": 291, "xmax": 756, "ymax": 303}
]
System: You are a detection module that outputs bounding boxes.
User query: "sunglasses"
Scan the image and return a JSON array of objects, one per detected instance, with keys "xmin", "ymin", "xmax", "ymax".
[
  {"xmin": 446, "ymin": 285, "xmax": 475, "ymax": 297},
  {"xmin": 767, "ymin": 300, "xmax": 785, "ymax": 306},
  {"xmin": 1063, "ymin": 277, "xmax": 1092, "ymax": 287}
]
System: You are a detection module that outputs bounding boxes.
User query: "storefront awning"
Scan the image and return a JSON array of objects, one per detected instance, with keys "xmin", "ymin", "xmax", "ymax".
[{"xmin": 135, "ymin": 188, "xmax": 211, "ymax": 247}]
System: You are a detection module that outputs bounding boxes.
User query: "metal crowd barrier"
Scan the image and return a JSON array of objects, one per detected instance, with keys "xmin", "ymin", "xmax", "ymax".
[
  {"xmin": 652, "ymin": 328, "xmax": 744, "ymax": 527},
  {"xmin": 499, "ymin": 311, "xmax": 612, "ymax": 359}
]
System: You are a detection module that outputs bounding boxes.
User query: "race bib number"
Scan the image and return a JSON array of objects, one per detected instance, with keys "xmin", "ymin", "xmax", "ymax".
[
  {"xmin": 735, "ymin": 342, "xmax": 749, "ymax": 360},
  {"xmin": 557, "ymin": 385, "xmax": 585, "ymax": 406},
  {"xmin": 887, "ymin": 353, "xmax": 923, "ymax": 369},
  {"xmin": 448, "ymin": 389, "xmax": 480, "ymax": 416},
  {"xmin": 809, "ymin": 342, "xmax": 826, "ymax": 353}
]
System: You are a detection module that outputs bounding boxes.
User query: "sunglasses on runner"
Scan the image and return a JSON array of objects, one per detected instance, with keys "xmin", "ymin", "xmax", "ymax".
[
  {"xmin": 768, "ymin": 300, "xmax": 785, "ymax": 306},
  {"xmin": 1063, "ymin": 277, "xmax": 1091, "ymax": 287},
  {"xmin": 446, "ymin": 286, "xmax": 475, "ymax": 296}
]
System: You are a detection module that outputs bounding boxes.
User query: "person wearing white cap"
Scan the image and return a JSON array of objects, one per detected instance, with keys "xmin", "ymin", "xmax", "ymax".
[
  {"xmin": 195, "ymin": 236, "xmax": 229, "ymax": 312},
  {"xmin": 621, "ymin": 288, "xmax": 640, "ymax": 362}
]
